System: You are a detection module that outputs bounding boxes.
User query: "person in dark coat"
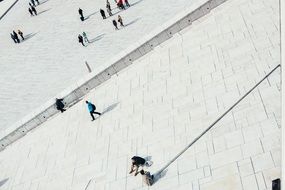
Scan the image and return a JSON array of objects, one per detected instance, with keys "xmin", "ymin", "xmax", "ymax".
[
  {"xmin": 10, "ymin": 33, "xmax": 17, "ymax": 43},
  {"xmin": 129, "ymin": 156, "xmax": 146, "ymax": 176},
  {"xmin": 86, "ymin": 101, "xmax": 101, "ymax": 121},
  {"xmin": 13, "ymin": 31, "xmax": 20, "ymax": 43},
  {"xmin": 100, "ymin": 9, "xmax": 106, "ymax": 19},
  {"xmin": 18, "ymin": 30, "xmax": 24, "ymax": 40},
  {"xmin": 31, "ymin": 6, "xmax": 37, "ymax": 15},
  {"xmin": 140, "ymin": 170, "xmax": 154, "ymax": 186},
  {"xmin": 118, "ymin": 15, "xmax": 124, "ymax": 26},
  {"xmin": 112, "ymin": 20, "xmax": 118, "ymax": 30},
  {"xmin": 78, "ymin": 34, "xmax": 85, "ymax": 46},
  {"xmin": 78, "ymin": 8, "xmax": 84, "ymax": 21},
  {"xmin": 28, "ymin": 7, "xmax": 33, "ymax": 16},
  {"xmin": 55, "ymin": 98, "xmax": 66, "ymax": 113},
  {"xmin": 35, "ymin": 0, "xmax": 39, "ymax": 5}
]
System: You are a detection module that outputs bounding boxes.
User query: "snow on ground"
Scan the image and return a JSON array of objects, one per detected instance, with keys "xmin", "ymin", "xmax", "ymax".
[{"xmin": 0, "ymin": 0, "xmax": 195, "ymax": 130}]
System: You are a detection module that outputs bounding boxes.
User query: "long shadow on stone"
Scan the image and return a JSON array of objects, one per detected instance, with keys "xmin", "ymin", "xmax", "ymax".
[
  {"xmin": 101, "ymin": 102, "xmax": 119, "ymax": 115},
  {"xmin": 0, "ymin": 178, "xmax": 9, "ymax": 187},
  {"xmin": 85, "ymin": 11, "xmax": 98, "ymax": 20},
  {"xmin": 39, "ymin": 0, "xmax": 49, "ymax": 5},
  {"xmin": 88, "ymin": 33, "xmax": 105, "ymax": 43},
  {"xmin": 23, "ymin": 32, "xmax": 37, "ymax": 42},
  {"xmin": 37, "ymin": 8, "xmax": 51, "ymax": 15},
  {"xmin": 152, "ymin": 169, "xmax": 168, "ymax": 185},
  {"xmin": 130, "ymin": 0, "xmax": 144, "ymax": 7},
  {"xmin": 124, "ymin": 18, "xmax": 140, "ymax": 27}
]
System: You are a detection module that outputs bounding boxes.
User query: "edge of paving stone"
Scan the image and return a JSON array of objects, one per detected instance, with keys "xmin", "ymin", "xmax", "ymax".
[
  {"xmin": 0, "ymin": 0, "xmax": 20, "ymax": 20},
  {"xmin": 0, "ymin": 0, "xmax": 229, "ymax": 151}
]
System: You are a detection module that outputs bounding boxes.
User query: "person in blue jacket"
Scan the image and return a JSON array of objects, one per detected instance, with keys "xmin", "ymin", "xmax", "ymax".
[{"xmin": 86, "ymin": 101, "xmax": 101, "ymax": 121}]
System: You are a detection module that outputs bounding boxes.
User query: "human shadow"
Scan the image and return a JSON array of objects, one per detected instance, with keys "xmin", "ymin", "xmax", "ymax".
[
  {"xmin": 39, "ymin": 0, "xmax": 49, "ymax": 5},
  {"xmin": 0, "ymin": 178, "xmax": 9, "ymax": 187},
  {"xmin": 152, "ymin": 169, "xmax": 168, "ymax": 185},
  {"xmin": 124, "ymin": 18, "xmax": 140, "ymax": 27},
  {"xmin": 22, "ymin": 32, "xmax": 37, "ymax": 42},
  {"xmin": 85, "ymin": 11, "xmax": 98, "ymax": 20},
  {"xmin": 37, "ymin": 8, "xmax": 51, "ymax": 15},
  {"xmin": 130, "ymin": 0, "xmax": 144, "ymax": 7},
  {"xmin": 88, "ymin": 33, "xmax": 105, "ymax": 43},
  {"xmin": 101, "ymin": 102, "xmax": 119, "ymax": 115}
]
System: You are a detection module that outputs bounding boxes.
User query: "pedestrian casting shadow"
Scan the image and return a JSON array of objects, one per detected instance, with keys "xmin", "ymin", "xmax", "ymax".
[
  {"xmin": 152, "ymin": 169, "xmax": 168, "ymax": 185},
  {"xmin": 0, "ymin": 178, "xmax": 9, "ymax": 187},
  {"xmin": 89, "ymin": 33, "xmax": 105, "ymax": 43},
  {"xmin": 37, "ymin": 8, "xmax": 51, "ymax": 15},
  {"xmin": 124, "ymin": 18, "xmax": 140, "ymax": 27},
  {"xmin": 85, "ymin": 11, "xmax": 98, "ymax": 20},
  {"xmin": 101, "ymin": 102, "xmax": 119, "ymax": 115},
  {"xmin": 23, "ymin": 32, "xmax": 37, "ymax": 42}
]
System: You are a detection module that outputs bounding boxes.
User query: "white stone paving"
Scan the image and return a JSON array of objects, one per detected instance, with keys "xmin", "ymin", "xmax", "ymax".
[
  {"xmin": 0, "ymin": 0, "xmax": 197, "ymax": 130},
  {"xmin": 0, "ymin": 0, "xmax": 281, "ymax": 189}
]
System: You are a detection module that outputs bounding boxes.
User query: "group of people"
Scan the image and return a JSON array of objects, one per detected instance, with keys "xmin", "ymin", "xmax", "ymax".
[
  {"xmin": 77, "ymin": 0, "xmax": 130, "ymax": 46},
  {"xmin": 10, "ymin": 30, "xmax": 24, "ymax": 43},
  {"xmin": 56, "ymin": 98, "xmax": 154, "ymax": 185},
  {"xmin": 28, "ymin": 0, "xmax": 39, "ymax": 16},
  {"xmin": 55, "ymin": 99, "xmax": 101, "ymax": 121}
]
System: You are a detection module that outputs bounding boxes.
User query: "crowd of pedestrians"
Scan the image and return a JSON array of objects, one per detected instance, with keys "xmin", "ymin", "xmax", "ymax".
[{"xmin": 77, "ymin": 0, "xmax": 130, "ymax": 46}]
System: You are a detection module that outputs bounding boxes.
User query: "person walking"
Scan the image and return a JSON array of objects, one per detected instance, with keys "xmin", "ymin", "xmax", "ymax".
[
  {"xmin": 35, "ymin": 0, "xmax": 39, "ymax": 5},
  {"xmin": 10, "ymin": 33, "xmax": 17, "ymax": 43},
  {"xmin": 55, "ymin": 98, "xmax": 66, "ymax": 113},
  {"xmin": 124, "ymin": 0, "xmax": 130, "ymax": 7},
  {"xmin": 107, "ymin": 7, "xmax": 112, "ymax": 16},
  {"xmin": 18, "ymin": 30, "xmax": 24, "ymax": 41},
  {"xmin": 82, "ymin": 32, "xmax": 90, "ymax": 43},
  {"xmin": 86, "ymin": 101, "xmax": 101, "ymax": 121},
  {"xmin": 106, "ymin": 0, "xmax": 111, "ymax": 10},
  {"xmin": 129, "ymin": 156, "xmax": 146, "ymax": 176},
  {"xmin": 78, "ymin": 34, "xmax": 85, "ymax": 46},
  {"xmin": 78, "ymin": 8, "xmax": 84, "ymax": 21},
  {"xmin": 28, "ymin": 7, "xmax": 34, "ymax": 16},
  {"xmin": 106, "ymin": 1, "xmax": 112, "ymax": 16},
  {"xmin": 100, "ymin": 9, "xmax": 106, "ymax": 19},
  {"xmin": 112, "ymin": 20, "xmax": 118, "ymax": 30},
  {"xmin": 13, "ymin": 30, "xmax": 20, "ymax": 43},
  {"xmin": 118, "ymin": 15, "xmax": 124, "ymax": 27},
  {"xmin": 140, "ymin": 170, "xmax": 154, "ymax": 186},
  {"xmin": 31, "ymin": 6, "xmax": 37, "ymax": 15}
]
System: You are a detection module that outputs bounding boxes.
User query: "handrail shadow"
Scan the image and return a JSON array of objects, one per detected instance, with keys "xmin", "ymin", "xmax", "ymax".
[{"xmin": 0, "ymin": 178, "xmax": 9, "ymax": 187}]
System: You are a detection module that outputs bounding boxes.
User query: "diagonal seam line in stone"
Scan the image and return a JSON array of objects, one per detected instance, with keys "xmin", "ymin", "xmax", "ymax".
[{"xmin": 155, "ymin": 64, "xmax": 281, "ymax": 176}]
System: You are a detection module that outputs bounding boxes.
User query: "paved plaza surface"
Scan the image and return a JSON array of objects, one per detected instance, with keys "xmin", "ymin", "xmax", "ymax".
[
  {"xmin": 0, "ymin": 0, "xmax": 281, "ymax": 189},
  {"xmin": 0, "ymin": 0, "xmax": 196, "ymax": 130}
]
